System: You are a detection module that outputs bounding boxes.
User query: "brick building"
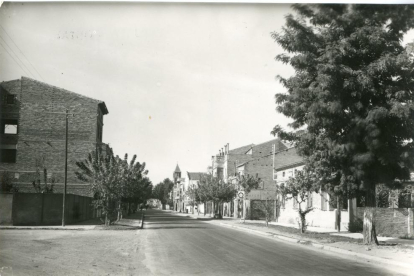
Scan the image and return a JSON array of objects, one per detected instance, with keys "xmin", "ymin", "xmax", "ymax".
[{"xmin": 0, "ymin": 77, "xmax": 108, "ymax": 196}]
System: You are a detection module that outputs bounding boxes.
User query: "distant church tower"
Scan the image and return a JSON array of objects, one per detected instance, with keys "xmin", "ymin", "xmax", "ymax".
[{"xmin": 173, "ymin": 164, "xmax": 181, "ymax": 183}]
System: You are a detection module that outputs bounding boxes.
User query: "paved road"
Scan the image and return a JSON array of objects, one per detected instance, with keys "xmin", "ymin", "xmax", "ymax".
[
  {"xmin": 140, "ymin": 210, "xmax": 402, "ymax": 276},
  {"xmin": 0, "ymin": 209, "xmax": 405, "ymax": 275}
]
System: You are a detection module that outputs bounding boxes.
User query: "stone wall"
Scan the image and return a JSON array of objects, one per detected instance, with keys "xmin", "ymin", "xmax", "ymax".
[{"xmin": 356, "ymin": 207, "xmax": 414, "ymax": 238}]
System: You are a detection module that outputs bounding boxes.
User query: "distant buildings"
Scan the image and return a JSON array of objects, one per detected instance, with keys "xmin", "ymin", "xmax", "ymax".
[
  {"xmin": 172, "ymin": 164, "xmax": 184, "ymax": 212},
  {"xmin": 211, "ymin": 139, "xmax": 288, "ymax": 219},
  {"xmin": 185, "ymin": 172, "xmax": 209, "ymax": 214},
  {"xmin": 0, "ymin": 77, "xmax": 109, "ymax": 196}
]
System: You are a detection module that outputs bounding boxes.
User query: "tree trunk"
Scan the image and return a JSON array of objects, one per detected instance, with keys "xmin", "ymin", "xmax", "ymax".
[
  {"xmin": 336, "ymin": 196, "xmax": 341, "ymax": 232},
  {"xmin": 363, "ymin": 188, "xmax": 379, "ymax": 245},
  {"xmin": 298, "ymin": 208, "xmax": 306, "ymax": 234},
  {"xmin": 105, "ymin": 196, "xmax": 110, "ymax": 226},
  {"xmin": 363, "ymin": 207, "xmax": 379, "ymax": 245},
  {"xmin": 117, "ymin": 201, "xmax": 122, "ymax": 222}
]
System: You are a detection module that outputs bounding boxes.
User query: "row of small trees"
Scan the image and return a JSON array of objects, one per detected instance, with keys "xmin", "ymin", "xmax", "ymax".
[
  {"xmin": 185, "ymin": 174, "xmax": 261, "ymax": 218},
  {"xmin": 75, "ymin": 148, "xmax": 152, "ymax": 226}
]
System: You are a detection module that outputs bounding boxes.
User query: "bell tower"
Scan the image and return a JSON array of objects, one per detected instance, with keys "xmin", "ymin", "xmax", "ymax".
[{"xmin": 173, "ymin": 164, "xmax": 181, "ymax": 183}]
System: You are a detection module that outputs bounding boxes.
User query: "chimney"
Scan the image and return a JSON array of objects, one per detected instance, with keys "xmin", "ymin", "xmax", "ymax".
[{"xmin": 227, "ymin": 143, "xmax": 229, "ymax": 154}]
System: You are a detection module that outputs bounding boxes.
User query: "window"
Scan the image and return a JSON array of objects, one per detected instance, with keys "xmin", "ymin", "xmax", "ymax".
[
  {"xmin": 307, "ymin": 192, "xmax": 313, "ymax": 208},
  {"xmin": 6, "ymin": 94, "xmax": 16, "ymax": 104},
  {"xmin": 282, "ymin": 172, "xmax": 285, "ymax": 177},
  {"xmin": 1, "ymin": 119, "xmax": 18, "ymax": 134},
  {"xmin": 256, "ymin": 173, "xmax": 259, "ymax": 178},
  {"xmin": 0, "ymin": 149, "xmax": 17, "ymax": 163},
  {"xmin": 294, "ymin": 169, "xmax": 297, "ymax": 175}
]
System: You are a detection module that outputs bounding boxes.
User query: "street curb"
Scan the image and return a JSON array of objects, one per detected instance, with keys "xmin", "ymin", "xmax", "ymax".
[
  {"xmin": 203, "ymin": 220, "xmax": 412, "ymax": 272},
  {"xmin": 0, "ymin": 226, "xmax": 96, "ymax": 230}
]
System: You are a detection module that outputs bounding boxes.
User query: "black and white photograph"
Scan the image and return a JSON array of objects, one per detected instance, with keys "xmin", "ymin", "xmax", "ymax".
[{"xmin": 0, "ymin": 1, "xmax": 413, "ymax": 275}]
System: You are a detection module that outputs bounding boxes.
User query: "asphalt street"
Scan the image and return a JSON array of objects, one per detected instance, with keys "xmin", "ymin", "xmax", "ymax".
[{"xmin": 0, "ymin": 209, "xmax": 406, "ymax": 276}]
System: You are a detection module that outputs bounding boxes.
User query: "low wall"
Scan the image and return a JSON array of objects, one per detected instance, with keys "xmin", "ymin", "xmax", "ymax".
[
  {"xmin": 278, "ymin": 207, "xmax": 349, "ymax": 229},
  {"xmin": 356, "ymin": 207, "xmax": 414, "ymax": 238},
  {"xmin": 0, "ymin": 193, "xmax": 95, "ymax": 226}
]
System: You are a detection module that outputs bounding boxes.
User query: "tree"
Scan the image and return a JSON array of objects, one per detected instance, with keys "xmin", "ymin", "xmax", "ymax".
[
  {"xmin": 280, "ymin": 169, "xmax": 316, "ymax": 233},
  {"xmin": 76, "ymin": 148, "xmax": 152, "ymax": 225},
  {"xmin": 116, "ymin": 154, "xmax": 149, "ymax": 220},
  {"xmin": 198, "ymin": 174, "xmax": 236, "ymax": 218},
  {"xmin": 152, "ymin": 178, "xmax": 174, "ymax": 209},
  {"xmin": 254, "ymin": 199, "xmax": 274, "ymax": 227},
  {"xmin": 185, "ymin": 184, "xmax": 200, "ymax": 214},
  {"xmin": 272, "ymin": 4, "xmax": 414, "ymax": 244},
  {"xmin": 76, "ymin": 147, "xmax": 120, "ymax": 226},
  {"xmin": 32, "ymin": 156, "xmax": 56, "ymax": 193}
]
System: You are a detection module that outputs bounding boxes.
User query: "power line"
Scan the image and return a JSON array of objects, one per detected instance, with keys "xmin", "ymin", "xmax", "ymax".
[
  {"xmin": 0, "ymin": 25, "xmax": 45, "ymax": 81},
  {"xmin": 0, "ymin": 41, "xmax": 32, "ymax": 77},
  {"xmin": 0, "ymin": 34, "xmax": 36, "ymax": 79}
]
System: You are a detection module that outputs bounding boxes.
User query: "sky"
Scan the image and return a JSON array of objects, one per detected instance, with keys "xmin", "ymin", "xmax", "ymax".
[{"xmin": 1, "ymin": 2, "xmax": 413, "ymax": 185}]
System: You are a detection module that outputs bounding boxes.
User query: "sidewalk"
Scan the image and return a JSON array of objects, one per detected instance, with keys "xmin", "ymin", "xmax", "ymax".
[
  {"xmin": 170, "ymin": 210, "xmax": 414, "ymax": 274},
  {"xmin": 0, "ymin": 212, "xmax": 144, "ymax": 230}
]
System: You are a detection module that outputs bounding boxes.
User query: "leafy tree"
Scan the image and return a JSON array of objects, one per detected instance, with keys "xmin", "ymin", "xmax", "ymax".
[
  {"xmin": 280, "ymin": 169, "xmax": 316, "ymax": 233},
  {"xmin": 115, "ymin": 154, "xmax": 149, "ymax": 219},
  {"xmin": 272, "ymin": 4, "xmax": 414, "ymax": 244},
  {"xmin": 76, "ymin": 147, "xmax": 121, "ymax": 225},
  {"xmin": 185, "ymin": 184, "xmax": 201, "ymax": 214},
  {"xmin": 198, "ymin": 174, "xmax": 236, "ymax": 218},
  {"xmin": 152, "ymin": 178, "xmax": 174, "ymax": 210}
]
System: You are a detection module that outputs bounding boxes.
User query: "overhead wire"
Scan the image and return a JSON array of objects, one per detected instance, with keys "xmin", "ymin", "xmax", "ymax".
[
  {"xmin": 0, "ymin": 34, "xmax": 36, "ymax": 79},
  {"xmin": 0, "ymin": 24, "xmax": 45, "ymax": 81},
  {"xmin": 0, "ymin": 41, "xmax": 32, "ymax": 77}
]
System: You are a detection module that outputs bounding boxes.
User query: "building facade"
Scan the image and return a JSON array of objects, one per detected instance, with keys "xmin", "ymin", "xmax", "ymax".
[
  {"xmin": 211, "ymin": 139, "xmax": 288, "ymax": 218},
  {"xmin": 0, "ymin": 77, "xmax": 108, "ymax": 196},
  {"xmin": 273, "ymin": 147, "xmax": 350, "ymax": 229},
  {"xmin": 184, "ymin": 172, "xmax": 209, "ymax": 214}
]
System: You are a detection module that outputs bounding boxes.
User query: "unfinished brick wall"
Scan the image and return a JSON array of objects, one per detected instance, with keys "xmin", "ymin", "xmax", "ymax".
[
  {"xmin": 356, "ymin": 207, "xmax": 414, "ymax": 237},
  {"xmin": 0, "ymin": 77, "xmax": 108, "ymax": 197}
]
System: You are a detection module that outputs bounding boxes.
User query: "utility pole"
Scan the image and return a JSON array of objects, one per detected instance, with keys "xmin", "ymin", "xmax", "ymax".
[
  {"xmin": 44, "ymin": 110, "xmax": 76, "ymax": 227},
  {"xmin": 62, "ymin": 109, "xmax": 69, "ymax": 227}
]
